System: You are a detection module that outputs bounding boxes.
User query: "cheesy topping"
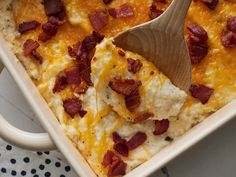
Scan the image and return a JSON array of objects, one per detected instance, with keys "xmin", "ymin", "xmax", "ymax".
[
  {"xmin": 1, "ymin": 0, "xmax": 236, "ymax": 177},
  {"xmin": 92, "ymin": 38, "xmax": 187, "ymax": 121}
]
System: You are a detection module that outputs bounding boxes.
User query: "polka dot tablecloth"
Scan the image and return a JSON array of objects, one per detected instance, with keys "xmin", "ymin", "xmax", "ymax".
[{"xmin": 0, "ymin": 139, "xmax": 78, "ymax": 177}]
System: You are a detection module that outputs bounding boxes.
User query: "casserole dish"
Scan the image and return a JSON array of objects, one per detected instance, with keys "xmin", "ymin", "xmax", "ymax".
[{"xmin": 1, "ymin": 0, "xmax": 236, "ymax": 177}]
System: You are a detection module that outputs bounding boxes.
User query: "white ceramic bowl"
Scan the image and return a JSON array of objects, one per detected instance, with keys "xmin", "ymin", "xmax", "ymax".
[{"xmin": 0, "ymin": 29, "xmax": 236, "ymax": 177}]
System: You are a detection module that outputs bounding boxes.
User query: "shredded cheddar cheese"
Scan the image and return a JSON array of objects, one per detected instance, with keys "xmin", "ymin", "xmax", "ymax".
[{"xmin": 1, "ymin": 0, "xmax": 236, "ymax": 176}]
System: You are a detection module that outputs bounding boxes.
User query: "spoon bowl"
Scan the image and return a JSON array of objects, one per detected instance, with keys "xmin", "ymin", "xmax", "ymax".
[{"xmin": 114, "ymin": 0, "xmax": 192, "ymax": 92}]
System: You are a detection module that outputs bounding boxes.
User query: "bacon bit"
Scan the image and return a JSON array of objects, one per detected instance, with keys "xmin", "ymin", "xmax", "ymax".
[
  {"xmin": 227, "ymin": 16, "xmax": 236, "ymax": 33},
  {"xmin": 200, "ymin": 0, "xmax": 219, "ymax": 10},
  {"xmin": 89, "ymin": 11, "xmax": 109, "ymax": 31},
  {"xmin": 18, "ymin": 21, "xmax": 41, "ymax": 34},
  {"xmin": 109, "ymin": 77, "xmax": 142, "ymax": 96},
  {"xmin": 23, "ymin": 39, "xmax": 40, "ymax": 56},
  {"xmin": 43, "ymin": 0, "xmax": 66, "ymax": 20},
  {"xmin": 108, "ymin": 3, "xmax": 134, "ymax": 18},
  {"xmin": 65, "ymin": 66, "xmax": 81, "ymax": 88},
  {"xmin": 65, "ymin": 65, "xmax": 91, "ymax": 92},
  {"xmin": 153, "ymin": 119, "xmax": 169, "ymax": 135},
  {"xmin": 77, "ymin": 62, "xmax": 93, "ymax": 86},
  {"xmin": 102, "ymin": 150, "xmax": 116, "ymax": 168},
  {"xmin": 187, "ymin": 23, "xmax": 209, "ymax": 64},
  {"xmin": 53, "ymin": 72, "xmax": 68, "ymax": 93},
  {"xmin": 134, "ymin": 112, "xmax": 154, "ymax": 123},
  {"xmin": 113, "ymin": 143, "xmax": 129, "ymax": 157},
  {"xmin": 63, "ymin": 98, "xmax": 87, "ymax": 118},
  {"xmin": 103, "ymin": 0, "xmax": 113, "ymax": 5},
  {"xmin": 102, "ymin": 150, "xmax": 127, "ymax": 176},
  {"xmin": 118, "ymin": 50, "xmax": 125, "ymax": 57},
  {"xmin": 39, "ymin": 16, "xmax": 65, "ymax": 42},
  {"xmin": 126, "ymin": 132, "xmax": 147, "ymax": 150},
  {"xmin": 112, "ymin": 132, "xmax": 127, "ymax": 144},
  {"xmin": 127, "ymin": 58, "xmax": 143, "ymax": 74},
  {"xmin": 221, "ymin": 30, "xmax": 236, "ymax": 48},
  {"xmin": 149, "ymin": 3, "xmax": 163, "ymax": 20},
  {"xmin": 125, "ymin": 91, "xmax": 141, "ymax": 112},
  {"xmin": 31, "ymin": 50, "xmax": 43, "ymax": 64},
  {"xmin": 189, "ymin": 84, "xmax": 214, "ymax": 104},
  {"xmin": 74, "ymin": 78, "xmax": 89, "ymax": 94},
  {"xmin": 188, "ymin": 42, "xmax": 209, "ymax": 64},
  {"xmin": 68, "ymin": 42, "xmax": 81, "ymax": 58},
  {"xmin": 187, "ymin": 24, "xmax": 208, "ymax": 44},
  {"xmin": 108, "ymin": 160, "xmax": 127, "ymax": 177},
  {"xmin": 64, "ymin": 65, "xmax": 91, "ymax": 93},
  {"xmin": 68, "ymin": 31, "xmax": 104, "ymax": 61}
]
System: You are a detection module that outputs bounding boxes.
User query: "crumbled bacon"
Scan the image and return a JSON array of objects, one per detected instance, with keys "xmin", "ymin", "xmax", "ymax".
[
  {"xmin": 187, "ymin": 24, "xmax": 208, "ymax": 44},
  {"xmin": 23, "ymin": 39, "xmax": 40, "ymax": 56},
  {"xmin": 65, "ymin": 66, "xmax": 81, "ymax": 88},
  {"xmin": 187, "ymin": 24, "xmax": 209, "ymax": 64},
  {"xmin": 112, "ymin": 132, "xmax": 127, "ymax": 144},
  {"xmin": 103, "ymin": 0, "xmax": 113, "ymax": 5},
  {"xmin": 127, "ymin": 58, "xmax": 143, "ymax": 74},
  {"xmin": 18, "ymin": 21, "xmax": 41, "ymax": 34},
  {"xmin": 153, "ymin": 119, "xmax": 169, "ymax": 135},
  {"xmin": 189, "ymin": 84, "xmax": 214, "ymax": 104},
  {"xmin": 53, "ymin": 72, "xmax": 68, "ymax": 93},
  {"xmin": 102, "ymin": 151, "xmax": 127, "ymax": 176},
  {"xmin": 149, "ymin": 3, "xmax": 163, "ymax": 20},
  {"xmin": 89, "ymin": 11, "xmax": 109, "ymax": 31},
  {"xmin": 227, "ymin": 16, "xmax": 236, "ymax": 33},
  {"xmin": 200, "ymin": 0, "xmax": 219, "ymax": 10},
  {"xmin": 108, "ymin": 160, "xmax": 127, "ymax": 177},
  {"xmin": 109, "ymin": 77, "xmax": 142, "ymax": 96},
  {"xmin": 188, "ymin": 42, "xmax": 209, "ymax": 64},
  {"xmin": 68, "ymin": 42, "xmax": 81, "ymax": 59},
  {"xmin": 39, "ymin": 16, "xmax": 65, "ymax": 42},
  {"xmin": 77, "ymin": 62, "xmax": 93, "ymax": 86},
  {"xmin": 113, "ymin": 143, "xmax": 129, "ymax": 157},
  {"xmin": 68, "ymin": 31, "xmax": 104, "ymax": 61},
  {"xmin": 126, "ymin": 132, "xmax": 147, "ymax": 150},
  {"xmin": 63, "ymin": 98, "xmax": 87, "ymax": 118},
  {"xmin": 64, "ymin": 66, "xmax": 90, "ymax": 93},
  {"xmin": 31, "ymin": 50, "xmax": 43, "ymax": 64},
  {"xmin": 125, "ymin": 91, "xmax": 141, "ymax": 112},
  {"xmin": 74, "ymin": 79, "xmax": 89, "ymax": 94},
  {"xmin": 134, "ymin": 112, "xmax": 154, "ymax": 123},
  {"xmin": 102, "ymin": 150, "xmax": 117, "ymax": 168},
  {"xmin": 43, "ymin": 0, "xmax": 66, "ymax": 20},
  {"xmin": 108, "ymin": 3, "xmax": 134, "ymax": 18},
  {"xmin": 221, "ymin": 30, "xmax": 236, "ymax": 48}
]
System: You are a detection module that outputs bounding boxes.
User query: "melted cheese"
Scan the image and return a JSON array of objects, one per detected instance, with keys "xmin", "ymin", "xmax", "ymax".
[
  {"xmin": 92, "ymin": 38, "xmax": 187, "ymax": 121},
  {"xmin": 1, "ymin": 0, "xmax": 236, "ymax": 177}
]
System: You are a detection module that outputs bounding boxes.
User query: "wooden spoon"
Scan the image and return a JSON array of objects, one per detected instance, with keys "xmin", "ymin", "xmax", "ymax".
[{"xmin": 114, "ymin": 0, "xmax": 192, "ymax": 92}]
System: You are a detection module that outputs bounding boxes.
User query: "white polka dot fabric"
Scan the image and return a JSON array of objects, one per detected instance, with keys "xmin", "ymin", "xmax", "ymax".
[{"xmin": 0, "ymin": 139, "xmax": 78, "ymax": 177}]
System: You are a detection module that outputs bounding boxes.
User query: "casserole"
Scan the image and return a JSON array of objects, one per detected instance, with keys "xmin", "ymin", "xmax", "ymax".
[{"xmin": 1, "ymin": 0, "xmax": 236, "ymax": 177}]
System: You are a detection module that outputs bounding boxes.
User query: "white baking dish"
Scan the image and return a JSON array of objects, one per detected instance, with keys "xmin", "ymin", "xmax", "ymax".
[{"xmin": 0, "ymin": 25, "xmax": 236, "ymax": 177}]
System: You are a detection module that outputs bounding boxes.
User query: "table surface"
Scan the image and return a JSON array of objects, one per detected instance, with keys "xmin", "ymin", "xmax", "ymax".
[{"xmin": 0, "ymin": 68, "xmax": 236, "ymax": 177}]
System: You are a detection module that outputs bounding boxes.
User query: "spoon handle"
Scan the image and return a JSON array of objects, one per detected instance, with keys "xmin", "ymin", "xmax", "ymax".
[{"xmin": 151, "ymin": 0, "xmax": 192, "ymax": 32}]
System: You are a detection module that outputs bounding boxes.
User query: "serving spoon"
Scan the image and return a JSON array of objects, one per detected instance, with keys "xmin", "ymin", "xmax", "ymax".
[{"xmin": 114, "ymin": 0, "xmax": 192, "ymax": 92}]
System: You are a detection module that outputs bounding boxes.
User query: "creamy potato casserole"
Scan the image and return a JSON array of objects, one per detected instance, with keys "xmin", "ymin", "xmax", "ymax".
[{"xmin": 1, "ymin": 0, "xmax": 236, "ymax": 176}]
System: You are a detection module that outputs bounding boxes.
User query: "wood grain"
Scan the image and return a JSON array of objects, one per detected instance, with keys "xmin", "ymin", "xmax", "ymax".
[{"xmin": 114, "ymin": 0, "xmax": 192, "ymax": 92}]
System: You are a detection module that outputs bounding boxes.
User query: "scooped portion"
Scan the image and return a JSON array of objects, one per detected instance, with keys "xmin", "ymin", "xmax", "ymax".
[{"xmin": 91, "ymin": 38, "xmax": 187, "ymax": 122}]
